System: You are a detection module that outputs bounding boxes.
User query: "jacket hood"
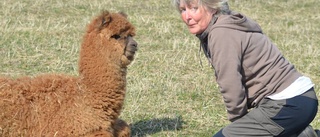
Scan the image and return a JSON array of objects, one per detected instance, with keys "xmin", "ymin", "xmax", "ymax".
[
  {"xmin": 195, "ymin": 11, "xmax": 263, "ymax": 61},
  {"xmin": 196, "ymin": 11, "xmax": 263, "ymax": 42},
  {"xmin": 213, "ymin": 11, "xmax": 263, "ymax": 33}
]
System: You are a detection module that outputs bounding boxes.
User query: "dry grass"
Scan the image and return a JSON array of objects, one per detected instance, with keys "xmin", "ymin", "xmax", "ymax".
[{"xmin": 0, "ymin": 0, "xmax": 319, "ymax": 136}]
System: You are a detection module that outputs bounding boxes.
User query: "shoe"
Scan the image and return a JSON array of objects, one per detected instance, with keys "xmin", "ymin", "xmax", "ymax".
[
  {"xmin": 315, "ymin": 129, "xmax": 320, "ymax": 137},
  {"xmin": 297, "ymin": 125, "xmax": 318, "ymax": 137}
]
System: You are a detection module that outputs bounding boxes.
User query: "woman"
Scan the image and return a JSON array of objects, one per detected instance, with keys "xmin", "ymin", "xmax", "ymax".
[{"xmin": 172, "ymin": 0, "xmax": 319, "ymax": 136}]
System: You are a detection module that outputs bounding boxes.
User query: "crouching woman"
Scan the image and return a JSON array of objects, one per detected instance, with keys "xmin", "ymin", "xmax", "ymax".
[{"xmin": 172, "ymin": 0, "xmax": 319, "ymax": 136}]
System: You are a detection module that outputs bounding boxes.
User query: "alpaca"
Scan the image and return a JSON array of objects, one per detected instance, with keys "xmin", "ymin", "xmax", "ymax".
[{"xmin": 0, "ymin": 10, "xmax": 137, "ymax": 137}]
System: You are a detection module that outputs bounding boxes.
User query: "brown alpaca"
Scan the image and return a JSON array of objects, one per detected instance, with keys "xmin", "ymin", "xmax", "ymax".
[{"xmin": 0, "ymin": 10, "xmax": 137, "ymax": 137}]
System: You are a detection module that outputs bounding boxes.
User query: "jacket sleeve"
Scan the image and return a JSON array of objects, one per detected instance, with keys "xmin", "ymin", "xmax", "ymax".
[{"xmin": 208, "ymin": 28, "xmax": 248, "ymax": 122}]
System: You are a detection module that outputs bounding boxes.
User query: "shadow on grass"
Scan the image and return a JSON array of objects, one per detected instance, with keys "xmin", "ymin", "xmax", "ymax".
[{"xmin": 130, "ymin": 115, "xmax": 184, "ymax": 137}]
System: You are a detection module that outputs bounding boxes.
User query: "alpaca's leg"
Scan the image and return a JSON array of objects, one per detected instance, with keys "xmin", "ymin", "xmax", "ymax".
[
  {"xmin": 113, "ymin": 119, "xmax": 130, "ymax": 137},
  {"xmin": 83, "ymin": 119, "xmax": 129, "ymax": 137},
  {"xmin": 84, "ymin": 130, "xmax": 114, "ymax": 137}
]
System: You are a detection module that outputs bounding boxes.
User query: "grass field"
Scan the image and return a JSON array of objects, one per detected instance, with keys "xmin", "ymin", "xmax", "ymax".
[{"xmin": 0, "ymin": 0, "xmax": 319, "ymax": 136}]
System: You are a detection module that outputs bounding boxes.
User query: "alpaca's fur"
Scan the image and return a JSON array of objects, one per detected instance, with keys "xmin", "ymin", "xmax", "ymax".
[{"xmin": 0, "ymin": 10, "xmax": 137, "ymax": 137}]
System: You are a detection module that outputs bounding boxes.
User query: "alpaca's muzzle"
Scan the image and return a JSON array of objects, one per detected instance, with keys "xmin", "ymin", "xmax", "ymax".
[{"xmin": 124, "ymin": 36, "xmax": 138, "ymax": 61}]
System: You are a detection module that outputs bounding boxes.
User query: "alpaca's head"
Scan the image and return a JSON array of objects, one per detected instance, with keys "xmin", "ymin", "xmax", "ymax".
[{"xmin": 82, "ymin": 10, "xmax": 138, "ymax": 67}]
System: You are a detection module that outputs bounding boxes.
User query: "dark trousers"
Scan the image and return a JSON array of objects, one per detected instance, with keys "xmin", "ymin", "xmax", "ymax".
[{"xmin": 213, "ymin": 88, "xmax": 318, "ymax": 137}]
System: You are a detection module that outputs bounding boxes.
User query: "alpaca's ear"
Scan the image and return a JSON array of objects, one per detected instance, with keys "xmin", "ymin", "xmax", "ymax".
[
  {"xmin": 118, "ymin": 11, "xmax": 127, "ymax": 18},
  {"xmin": 99, "ymin": 11, "xmax": 112, "ymax": 30}
]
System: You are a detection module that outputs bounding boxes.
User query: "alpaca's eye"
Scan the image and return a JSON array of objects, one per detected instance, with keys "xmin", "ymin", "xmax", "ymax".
[{"xmin": 111, "ymin": 35, "xmax": 121, "ymax": 40}]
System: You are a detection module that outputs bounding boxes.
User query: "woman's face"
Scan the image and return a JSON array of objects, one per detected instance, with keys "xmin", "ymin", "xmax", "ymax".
[{"xmin": 179, "ymin": 0, "xmax": 215, "ymax": 34}]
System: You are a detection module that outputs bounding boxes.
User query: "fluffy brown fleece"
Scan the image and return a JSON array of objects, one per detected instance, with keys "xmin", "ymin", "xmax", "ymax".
[{"xmin": 0, "ymin": 10, "xmax": 137, "ymax": 137}]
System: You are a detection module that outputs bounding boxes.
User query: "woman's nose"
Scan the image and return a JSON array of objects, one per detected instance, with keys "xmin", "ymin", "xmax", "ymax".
[{"xmin": 185, "ymin": 11, "xmax": 191, "ymax": 20}]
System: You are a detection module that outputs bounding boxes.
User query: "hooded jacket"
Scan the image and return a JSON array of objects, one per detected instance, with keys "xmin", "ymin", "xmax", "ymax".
[{"xmin": 197, "ymin": 11, "xmax": 302, "ymax": 121}]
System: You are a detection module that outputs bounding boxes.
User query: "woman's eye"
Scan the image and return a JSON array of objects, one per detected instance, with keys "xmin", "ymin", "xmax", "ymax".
[
  {"xmin": 111, "ymin": 35, "xmax": 121, "ymax": 40},
  {"xmin": 191, "ymin": 7, "xmax": 198, "ymax": 12},
  {"xmin": 179, "ymin": 8, "xmax": 186, "ymax": 13}
]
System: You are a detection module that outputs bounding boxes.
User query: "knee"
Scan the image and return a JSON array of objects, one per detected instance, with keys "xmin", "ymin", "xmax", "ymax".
[{"xmin": 213, "ymin": 129, "xmax": 225, "ymax": 137}]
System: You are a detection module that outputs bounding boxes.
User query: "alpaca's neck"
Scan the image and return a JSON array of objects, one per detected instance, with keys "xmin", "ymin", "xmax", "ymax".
[
  {"xmin": 78, "ymin": 45, "xmax": 127, "ymax": 118},
  {"xmin": 80, "ymin": 61, "xmax": 126, "ymax": 91},
  {"xmin": 78, "ymin": 38, "xmax": 127, "ymax": 90}
]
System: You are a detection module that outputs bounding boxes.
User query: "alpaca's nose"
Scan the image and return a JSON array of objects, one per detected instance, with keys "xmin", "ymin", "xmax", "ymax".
[{"xmin": 127, "ymin": 36, "xmax": 138, "ymax": 48}]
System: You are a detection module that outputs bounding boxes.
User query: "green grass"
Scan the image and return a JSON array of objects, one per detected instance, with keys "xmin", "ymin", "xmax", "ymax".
[{"xmin": 0, "ymin": 0, "xmax": 319, "ymax": 136}]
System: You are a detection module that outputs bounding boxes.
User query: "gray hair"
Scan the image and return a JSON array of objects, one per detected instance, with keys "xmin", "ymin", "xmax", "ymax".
[{"xmin": 172, "ymin": 0, "xmax": 230, "ymax": 15}]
